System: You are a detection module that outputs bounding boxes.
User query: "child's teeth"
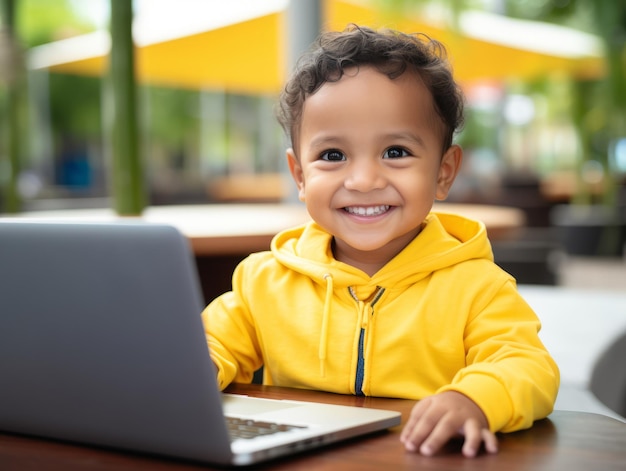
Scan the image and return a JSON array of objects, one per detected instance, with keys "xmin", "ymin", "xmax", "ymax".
[{"xmin": 346, "ymin": 205, "xmax": 389, "ymax": 216}]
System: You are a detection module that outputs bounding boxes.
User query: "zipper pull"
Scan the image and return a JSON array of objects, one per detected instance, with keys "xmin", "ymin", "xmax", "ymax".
[{"xmin": 359, "ymin": 301, "xmax": 373, "ymax": 329}]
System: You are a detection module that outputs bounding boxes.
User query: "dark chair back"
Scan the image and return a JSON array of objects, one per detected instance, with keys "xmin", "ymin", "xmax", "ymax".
[{"xmin": 590, "ymin": 331, "xmax": 626, "ymax": 418}]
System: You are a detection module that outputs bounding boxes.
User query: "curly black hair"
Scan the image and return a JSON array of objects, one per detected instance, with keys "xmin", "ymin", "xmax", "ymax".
[{"xmin": 276, "ymin": 24, "xmax": 464, "ymax": 154}]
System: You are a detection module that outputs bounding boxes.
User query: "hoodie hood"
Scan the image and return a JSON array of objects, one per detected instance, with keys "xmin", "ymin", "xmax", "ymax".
[
  {"xmin": 271, "ymin": 212, "xmax": 493, "ymax": 290},
  {"xmin": 272, "ymin": 212, "xmax": 494, "ymax": 376}
]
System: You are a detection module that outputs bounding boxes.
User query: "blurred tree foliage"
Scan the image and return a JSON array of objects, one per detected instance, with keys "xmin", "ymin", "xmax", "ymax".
[
  {"xmin": 0, "ymin": 0, "xmax": 103, "ymax": 211},
  {"xmin": 144, "ymin": 86, "xmax": 201, "ymax": 152},
  {"xmin": 4, "ymin": 0, "xmax": 203, "ymax": 207},
  {"xmin": 48, "ymin": 73, "xmax": 102, "ymax": 140},
  {"xmin": 515, "ymin": 0, "xmax": 626, "ymax": 205},
  {"xmin": 17, "ymin": 0, "xmax": 94, "ymax": 47},
  {"xmin": 16, "ymin": 0, "xmax": 104, "ymax": 144}
]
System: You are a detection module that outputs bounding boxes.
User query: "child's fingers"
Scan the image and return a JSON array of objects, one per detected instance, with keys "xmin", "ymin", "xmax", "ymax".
[
  {"xmin": 402, "ymin": 412, "xmax": 441, "ymax": 452},
  {"xmin": 482, "ymin": 429, "xmax": 499, "ymax": 454},
  {"xmin": 416, "ymin": 414, "xmax": 460, "ymax": 456},
  {"xmin": 461, "ymin": 419, "xmax": 484, "ymax": 457},
  {"xmin": 399, "ymin": 398, "xmax": 431, "ymax": 448},
  {"xmin": 461, "ymin": 421, "xmax": 499, "ymax": 457}
]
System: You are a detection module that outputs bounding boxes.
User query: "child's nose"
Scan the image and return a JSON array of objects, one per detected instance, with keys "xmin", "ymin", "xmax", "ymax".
[{"xmin": 344, "ymin": 160, "xmax": 386, "ymax": 192}]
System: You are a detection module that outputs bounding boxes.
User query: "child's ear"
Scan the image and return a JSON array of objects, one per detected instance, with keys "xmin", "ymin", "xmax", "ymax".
[
  {"xmin": 287, "ymin": 148, "xmax": 306, "ymax": 202},
  {"xmin": 435, "ymin": 144, "xmax": 463, "ymax": 201}
]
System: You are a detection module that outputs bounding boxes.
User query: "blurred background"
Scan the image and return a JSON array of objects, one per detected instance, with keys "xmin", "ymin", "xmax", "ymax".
[{"xmin": 1, "ymin": 0, "xmax": 625, "ymax": 285}]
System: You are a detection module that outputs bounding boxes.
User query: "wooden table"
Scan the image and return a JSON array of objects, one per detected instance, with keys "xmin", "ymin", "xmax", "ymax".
[
  {"xmin": 7, "ymin": 202, "xmax": 524, "ymax": 255},
  {"xmin": 3, "ymin": 204, "xmax": 310, "ymax": 256},
  {"xmin": 1, "ymin": 384, "xmax": 624, "ymax": 471},
  {"xmin": 4, "ymin": 202, "xmax": 525, "ymax": 302}
]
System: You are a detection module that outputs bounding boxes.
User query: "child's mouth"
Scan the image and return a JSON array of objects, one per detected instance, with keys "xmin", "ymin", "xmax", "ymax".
[{"xmin": 343, "ymin": 205, "xmax": 390, "ymax": 216}]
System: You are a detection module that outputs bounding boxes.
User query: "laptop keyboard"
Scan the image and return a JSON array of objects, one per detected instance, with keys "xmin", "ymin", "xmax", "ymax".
[{"xmin": 226, "ymin": 416, "xmax": 307, "ymax": 440}]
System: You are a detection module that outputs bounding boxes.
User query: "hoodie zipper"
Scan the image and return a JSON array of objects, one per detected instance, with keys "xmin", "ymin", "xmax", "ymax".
[{"xmin": 349, "ymin": 286, "xmax": 385, "ymax": 396}]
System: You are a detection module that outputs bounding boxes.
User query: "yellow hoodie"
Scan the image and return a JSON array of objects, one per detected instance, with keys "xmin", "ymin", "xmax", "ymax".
[{"xmin": 202, "ymin": 212, "xmax": 559, "ymax": 433}]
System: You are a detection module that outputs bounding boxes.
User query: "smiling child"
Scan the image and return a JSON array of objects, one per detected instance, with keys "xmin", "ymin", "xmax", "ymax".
[{"xmin": 202, "ymin": 25, "xmax": 559, "ymax": 458}]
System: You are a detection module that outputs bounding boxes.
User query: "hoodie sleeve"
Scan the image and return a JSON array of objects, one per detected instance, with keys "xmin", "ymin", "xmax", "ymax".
[
  {"xmin": 201, "ymin": 258, "xmax": 263, "ymax": 390},
  {"xmin": 437, "ymin": 277, "xmax": 560, "ymax": 433}
]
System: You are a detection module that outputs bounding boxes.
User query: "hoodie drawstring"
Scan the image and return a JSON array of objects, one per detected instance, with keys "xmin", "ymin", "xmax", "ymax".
[{"xmin": 319, "ymin": 273, "xmax": 333, "ymax": 377}]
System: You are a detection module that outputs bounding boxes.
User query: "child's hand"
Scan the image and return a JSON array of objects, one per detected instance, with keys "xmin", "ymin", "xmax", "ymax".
[{"xmin": 400, "ymin": 391, "xmax": 498, "ymax": 457}]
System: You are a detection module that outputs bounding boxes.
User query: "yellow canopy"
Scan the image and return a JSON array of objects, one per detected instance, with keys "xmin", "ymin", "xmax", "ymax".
[
  {"xmin": 328, "ymin": 1, "xmax": 604, "ymax": 85},
  {"xmin": 28, "ymin": 0, "xmax": 604, "ymax": 94}
]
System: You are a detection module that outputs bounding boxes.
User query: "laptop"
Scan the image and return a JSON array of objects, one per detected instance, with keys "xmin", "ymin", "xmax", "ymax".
[{"xmin": 0, "ymin": 221, "xmax": 401, "ymax": 466}]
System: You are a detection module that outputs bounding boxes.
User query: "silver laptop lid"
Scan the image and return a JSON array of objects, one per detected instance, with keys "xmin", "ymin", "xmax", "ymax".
[
  {"xmin": 0, "ymin": 221, "xmax": 402, "ymax": 466},
  {"xmin": 0, "ymin": 221, "xmax": 233, "ymax": 464}
]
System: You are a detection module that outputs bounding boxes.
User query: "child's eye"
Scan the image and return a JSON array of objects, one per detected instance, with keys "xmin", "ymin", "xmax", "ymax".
[
  {"xmin": 320, "ymin": 150, "xmax": 345, "ymax": 161},
  {"xmin": 383, "ymin": 147, "xmax": 409, "ymax": 159}
]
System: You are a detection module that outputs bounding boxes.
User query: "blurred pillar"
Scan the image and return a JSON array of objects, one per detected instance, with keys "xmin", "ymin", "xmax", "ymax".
[
  {"xmin": 285, "ymin": 0, "xmax": 322, "ymax": 73},
  {"xmin": 0, "ymin": 0, "xmax": 23, "ymax": 213},
  {"xmin": 282, "ymin": 0, "xmax": 322, "ymax": 202},
  {"xmin": 107, "ymin": 0, "xmax": 146, "ymax": 215}
]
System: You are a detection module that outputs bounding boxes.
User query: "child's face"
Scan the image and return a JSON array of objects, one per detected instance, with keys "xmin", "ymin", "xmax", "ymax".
[{"xmin": 287, "ymin": 66, "xmax": 462, "ymax": 270}]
